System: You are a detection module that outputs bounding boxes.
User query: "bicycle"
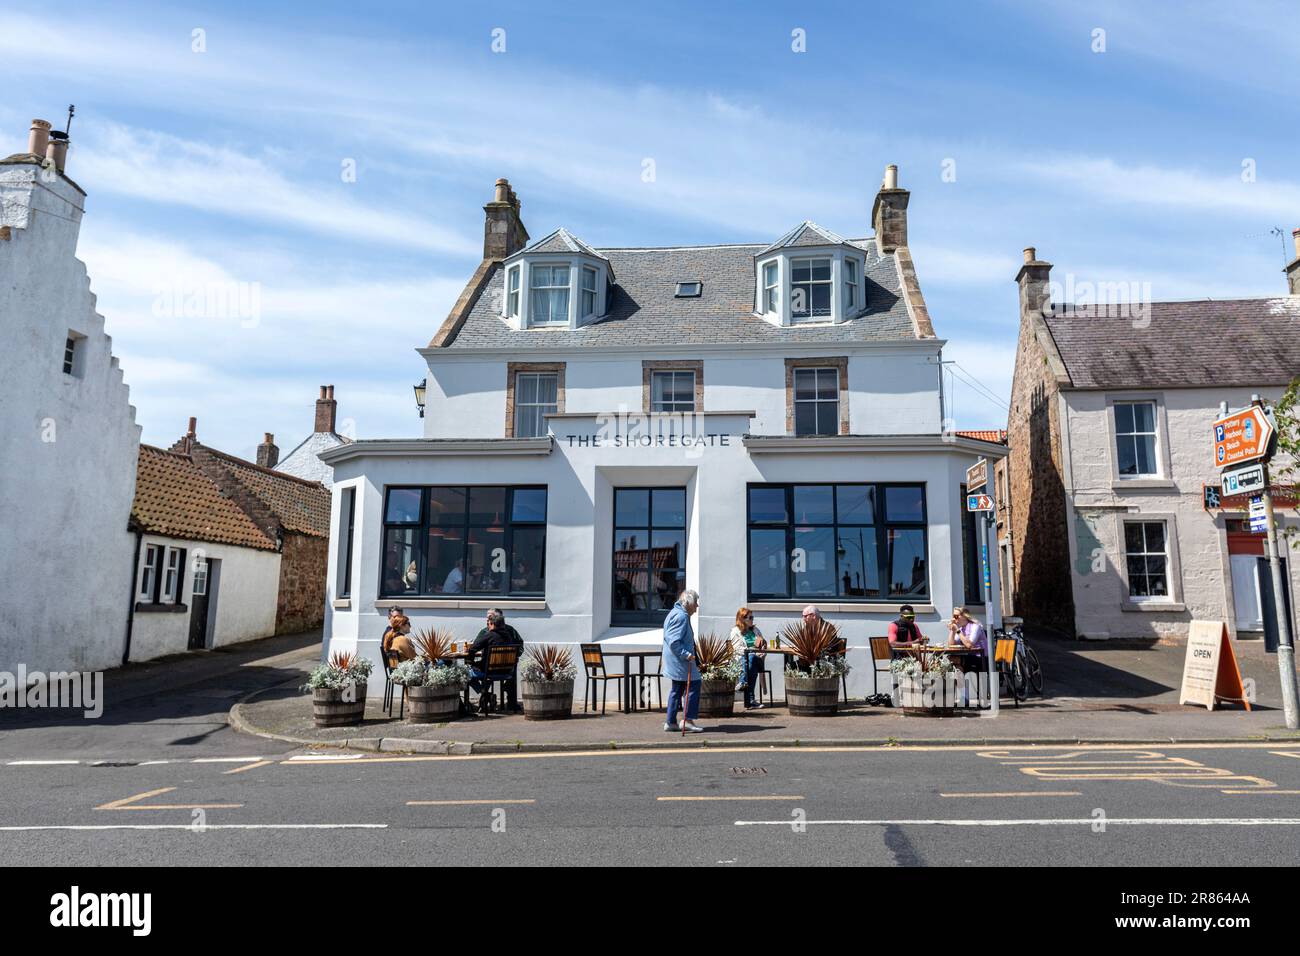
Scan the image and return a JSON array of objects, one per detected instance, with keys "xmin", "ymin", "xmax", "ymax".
[{"xmin": 994, "ymin": 619, "xmax": 1043, "ymax": 700}]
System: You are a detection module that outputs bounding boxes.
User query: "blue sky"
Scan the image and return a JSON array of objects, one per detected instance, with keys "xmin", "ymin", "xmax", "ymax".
[{"xmin": 3, "ymin": 0, "xmax": 1297, "ymax": 457}]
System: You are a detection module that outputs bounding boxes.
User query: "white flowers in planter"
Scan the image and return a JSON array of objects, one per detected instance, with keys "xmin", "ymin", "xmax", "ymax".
[
  {"xmin": 302, "ymin": 651, "xmax": 374, "ymax": 691},
  {"xmin": 391, "ymin": 658, "xmax": 470, "ymax": 689}
]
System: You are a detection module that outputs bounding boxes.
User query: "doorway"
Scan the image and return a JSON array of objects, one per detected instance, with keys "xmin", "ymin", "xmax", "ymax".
[{"xmin": 187, "ymin": 557, "xmax": 220, "ymax": 650}]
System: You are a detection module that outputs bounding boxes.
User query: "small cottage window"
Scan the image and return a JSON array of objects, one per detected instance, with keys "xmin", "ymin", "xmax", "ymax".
[
  {"xmin": 843, "ymin": 257, "xmax": 859, "ymax": 311},
  {"xmin": 580, "ymin": 266, "xmax": 598, "ymax": 318},
  {"xmin": 506, "ymin": 266, "xmax": 521, "ymax": 318},
  {"xmin": 529, "ymin": 265, "xmax": 570, "ymax": 325},
  {"xmin": 762, "ymin": 262, "xmax": 779, "ymax": 314}
]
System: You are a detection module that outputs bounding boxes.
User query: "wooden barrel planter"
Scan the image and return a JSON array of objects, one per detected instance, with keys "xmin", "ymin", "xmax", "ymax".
[
  {"xmin": 897, "ymin": 676, "xmax": 960, "ymax": 717},
  {"xmin": 312, "ymin": 683, "xmax": 367, "ymax": 728},
  {"xmin": 698, "ymin": 679, "xmax": 737, "ymax": 717},
  {"xmin": 521, "ymin": 679, "xmax": 574, "ymax": 720},
  {"xmin": 406, "ymin": 684, "xmax": 462, "ymax": 724},
  {"xmin": 785, "ymin": 675, "xmax": 839, "ymax": 716}
]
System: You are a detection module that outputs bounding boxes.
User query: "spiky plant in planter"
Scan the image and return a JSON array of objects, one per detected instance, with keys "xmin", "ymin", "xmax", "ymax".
[
  {"xmin": 779, "ymin": 619, "xmax": 847, "ymax": 715},
  {"xmin": 520, "ymin": 644, "xmax": 577, "ymax": 720},
  {"xmin": 304, "ymin": 651, "xmax": 374, "ymax": 727},
  {"xmin": 412, "ymin": 627, "xmax": 455, "ymax": 664},
  {"xmin": 694, "ymin": 632, "xmax": 742, "ymax": 717}
]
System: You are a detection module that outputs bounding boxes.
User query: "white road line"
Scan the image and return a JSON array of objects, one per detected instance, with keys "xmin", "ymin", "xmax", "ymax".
[
  {"xmin": 139, "ymin": 761, "xmax": 170, "ymax": 765},
  {"xmin": 735, "ymin": 817, "xmax": 1300, "ymax": 827},
  {"xmin": 0, "ymin": 823, "xmax": 387, "ymax": 832},
  {"xmin": 5, "ymin": 760, "xmax": 79, "ymax": 766},
  {"xmin": 191, "ymin": 757, "xmax": 264, "ymax": 763}
]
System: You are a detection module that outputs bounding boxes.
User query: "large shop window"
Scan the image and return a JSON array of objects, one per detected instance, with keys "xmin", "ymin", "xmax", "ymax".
[
  {"xmin": 613, "ymin": 487, "xmax": 687, "ymax": 625},
  {"xmin": 380, "ymin": 486, "xmax": 547, "ymax": 598},
  {"xmin": 747, "ymin": 483, "xmax": 928, "ymax": 602}
]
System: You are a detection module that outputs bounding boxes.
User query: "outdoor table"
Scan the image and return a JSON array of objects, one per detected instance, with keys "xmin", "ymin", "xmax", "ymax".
[
  {"xmin": 743, "ymin": 646, "xmax": 799, "ymax": 704},
  {"xmin": 894, "ymin": 644, "xmax": 984, "ymax": 708},
  {"xmin": 610, "ymin": 651, "xmax": 662, "ymax": 713}
]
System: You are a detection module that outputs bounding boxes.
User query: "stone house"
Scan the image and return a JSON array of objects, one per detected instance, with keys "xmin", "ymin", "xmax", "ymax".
[{"xmin": 1002, "ymin": 238, "xmax": 1300, "ymax": 641}]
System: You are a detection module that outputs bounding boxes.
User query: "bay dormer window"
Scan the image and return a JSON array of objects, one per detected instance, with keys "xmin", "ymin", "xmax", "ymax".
[
  {"xmin": 529, "ymin": 265, "xmax": 570, "ymax": 325},
  {"xmin": 754, "ymin": 222, "xmax": 867, "ymax": 328},
  {"xmin": 580, "ymin": 266, "xmax": 598, "ymax": 319},
  {"xmin": 501, "ymin": 228, "xmax": 613, "ymax": 330},
  {"xmin": 505, "ymin": 265, "xmax": 521, "ymax": 319}
]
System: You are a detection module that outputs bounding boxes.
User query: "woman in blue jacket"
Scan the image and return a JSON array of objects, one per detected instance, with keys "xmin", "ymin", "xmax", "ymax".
[{"xmin": 662, "ymin": 589, "xmax": 703, "ymax": 733}]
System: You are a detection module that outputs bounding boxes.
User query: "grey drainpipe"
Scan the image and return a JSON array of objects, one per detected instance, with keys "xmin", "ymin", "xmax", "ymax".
[{"xmin": 123, "ymin": 527, "xmax": 143, "ymax": 666}]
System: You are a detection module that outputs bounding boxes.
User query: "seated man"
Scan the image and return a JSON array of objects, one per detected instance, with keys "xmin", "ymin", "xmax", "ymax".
[
  {"xmin": 467, "ymin": 608, "xmax": 523, "ymax": 713},
  {"xmin": 888, "ymin": 604, "xmax": 924, "ymax": 646}
]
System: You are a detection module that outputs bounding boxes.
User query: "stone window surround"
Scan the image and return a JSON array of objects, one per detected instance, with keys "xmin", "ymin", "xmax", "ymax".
[
  {"xmin": 1107, "ymin": 392, "xmax": 1175, "ymax": 490},
  {"xmin": 784, "ymin": 356, "xmax": 850, "ymax": 436},
  {"xmin": 505, "ymin": 362, "xmax": 566, "ymax": 438},
  {"xmin": 1116, "ymin": 510, "xmax": 1186, "ymax": 612},
  {"xmin": 641, "ymin": 360, "xmax": 704, "ymax": 414}
]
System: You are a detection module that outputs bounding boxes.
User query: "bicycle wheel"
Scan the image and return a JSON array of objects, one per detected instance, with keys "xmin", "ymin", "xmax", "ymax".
[
  {"xmin": 1010, "ymin": 655, "xmax": 1029, "ymax": 701},
  {"xmin": 1024, "ymin": 645, "xmax": 1044, "ymax": 695}
]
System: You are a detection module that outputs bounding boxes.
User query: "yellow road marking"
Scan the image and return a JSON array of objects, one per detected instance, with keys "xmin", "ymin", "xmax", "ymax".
[
  {"xmin": 224, "ymin": 760, "xmax": 273, "ymax": 775},
  {"xmin": 657, "ymin": 795, "xmax": 804, "ymax": 802},
  {"xmin": 406, "ymin": 799, "xmax": 535, "ymax": 806},
  {"xmin": 1269, "ymin": 751, "xmax": 1300, "ymax": 759},
  {"xmin": 95, "ymin": 787, "xmax": 243, "ymax": 811},
  {"xmin": 275, "ymin": 740, "xmax": 1300, "ymax": 766},
  {"xmin": 940, "ymin": 791, "xmax": 1081, "ymax": 798}
]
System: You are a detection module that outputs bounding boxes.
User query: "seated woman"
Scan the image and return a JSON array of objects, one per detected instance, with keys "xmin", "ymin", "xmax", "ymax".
[
  {"xmin": 728, "ymin": 607, "xmax": 768, "ymax": 709},
  {"xmin": 382, "ymin": 612, "xmax": 416, "ymax": 662}
]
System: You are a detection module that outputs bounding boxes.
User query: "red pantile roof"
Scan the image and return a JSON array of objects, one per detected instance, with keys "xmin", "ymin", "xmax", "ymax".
[
  {"xmin": 131, "ymin": 446, "xmax": 277, "ymax": 551},
  {"xmin": 957, "ymin": 429, "xmax": 1008, "ymax": 444},
  {"xmin": 195, "ymin": 446, "xmax": 331, "ymax": 537}
]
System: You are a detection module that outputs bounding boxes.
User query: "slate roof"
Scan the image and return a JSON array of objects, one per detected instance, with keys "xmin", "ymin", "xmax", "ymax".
[
  {"xmin": 512, "ymin": 227, "xmax": 609, "ymax": 261},
  {"xmin": 757, "ymin": 221, "xmax": 849, "ymax": 255},
  {"xmin": 131, "ymin": 446, "xmax": 277, "ymax": 551},
  {"xmin": 440, "ymin": 238, "xmax": 914, "ymax": 349},
  {"xmin": 276, "ymin": 431, "xmax": 351, "ymax": 488},
  {"xmin": 1044, "ymin": 297, "xmax": 1300, "ymax": 389}
]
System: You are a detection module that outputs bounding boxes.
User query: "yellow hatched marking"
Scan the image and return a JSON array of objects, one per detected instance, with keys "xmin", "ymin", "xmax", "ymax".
[{"xmin": 95, "ymin": 787, "xmax": 243, "ymax": 811}]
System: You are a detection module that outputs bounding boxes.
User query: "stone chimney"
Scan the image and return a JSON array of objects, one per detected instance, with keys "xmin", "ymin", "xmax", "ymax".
[
  {"xmin": 871, "ymin": 164, "xmax": 910, "ymax": 254},
  {"xmin": 1016, "ymin": 247, "xmax": 1054, "ymax": 321},
  {"xmin": 314, "ymin": 385, "xmax": 337, "ymax": 434},
  {"xmin": 257, "ymin": 432, "xmax": 279, "ymax": 468},
  {"xmin": 483, "ymin": 178, "xmax": 529, "ymax": 261},
  {"xmin": 28, "ymin": 119, "xmax": 51, "ymax": 158},
  {"xmin": 1286, "ymin": 228, "xmax": 1300, "ymax": 296},
  {"xmin": 180, "ymin": 416, "xmax": 198, "ymax": 454}
]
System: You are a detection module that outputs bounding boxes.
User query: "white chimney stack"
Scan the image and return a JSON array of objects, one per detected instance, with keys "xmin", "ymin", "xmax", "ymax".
[{"xmin": 883, "ymin": 164, "xmax": 899, "ymax": 190}]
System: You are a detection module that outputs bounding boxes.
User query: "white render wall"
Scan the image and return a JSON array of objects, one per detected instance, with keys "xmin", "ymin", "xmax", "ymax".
[
  {"xmin": 1062, "ymin": 385, "xmax": 1300, "ymax": 640},
  {"xmin": 0, "ymin": 163, "xmax": 141, "ymax": 673},
  {"xmin": 323, "ymin": 416, "xmax": 997, "ymax": 681},
  {"xmin": 422, "ymin": 346, "xmax": 944, "ymax": 439},
  {"xmin": 127, "ymin": 535, "xmax": 281, "ymax": 661}
]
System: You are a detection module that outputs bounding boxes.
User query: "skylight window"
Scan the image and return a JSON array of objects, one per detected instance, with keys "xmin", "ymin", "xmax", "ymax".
[{"xmin": 674, "ymin": 281, "xmax": 702, "ymax": 298}]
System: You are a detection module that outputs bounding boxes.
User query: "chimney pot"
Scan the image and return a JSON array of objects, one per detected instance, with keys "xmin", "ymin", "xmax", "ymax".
[
  {"xmin": 871, "ymin": 165, "xmax": 910, "ymax": 254},
  {"xmin": 327, "ymin": 384, "xmax": 334, "ymax": 399},
  {"xmin": 187, "ymin": 416, "xmax": 197, "ymax": 438},
  {"xmin": 883, "ymin": 164, "xmax": 899, "ymax": 190},
  {"xmin": 494, "ymin": 178, "xmax": 510, "ymax": 202},
  {"xmin": 28, "ymin": 119, "xmax": 51, "ymax": 158},
  {"xmin": 45, "ymin": 129, "xmax": 69, "ymax": 174},
  {"xmin": 1023, "ymin": 247, "xmax": 1036, "ymax": 264},
  {"xmin": 318, "ymin": 385, "xmax": 327, "ymax": 399}
]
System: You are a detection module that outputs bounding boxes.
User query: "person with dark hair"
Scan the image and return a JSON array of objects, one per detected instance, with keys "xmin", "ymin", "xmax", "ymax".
[{"xmin": 888, "ymin": 605, "xmax": 924, "ymax": 646}]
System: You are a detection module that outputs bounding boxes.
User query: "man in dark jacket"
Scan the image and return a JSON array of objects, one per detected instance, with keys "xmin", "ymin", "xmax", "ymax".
[{"xmin": 468, "ymin": 608, "xmax": 524, "ymax": 712}]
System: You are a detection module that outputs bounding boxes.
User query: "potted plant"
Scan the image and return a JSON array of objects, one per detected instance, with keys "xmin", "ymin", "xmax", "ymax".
[
  {"xmin": 890, "ymin": 652, "xmax": 960, "ymax": 716},
  {"xmin": 520, "ymin": 644, "xmax": 577, "ymax": 720},
  {"xmin": 303, "ymin": 651, "xmax": 374, "ymax": 727},
  {"xmin": 401, "ymin": 628, "xmax": 469, "ymax": 723},
  {"xmin": 694, "ymin": 633, "xmax": 742, "ymax": 717},
  {"xmin": 780, "ymin": 619, "xmax": 847, "ymax": 716}
]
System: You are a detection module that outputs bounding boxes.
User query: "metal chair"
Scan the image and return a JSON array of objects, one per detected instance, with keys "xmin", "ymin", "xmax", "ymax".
[
  {"xmin": 580, "ymin": 643, "xmax": 625, "ymax": 715},
  {"xmin": 868, "ymin": 636, "xmax": 896, "ymax": 699},
  {"xmin": 380, "ymin": 646, "xmax": 406, "ymax": 719},
  {"xmin": 470, "ymin": 644, "xmax": 520, "ymax": 715},
  {"xmin": 634, "ymin": 653, "xmax": 663, "ymax": 711},
  {"xmin": 744, "ymin": 649, "xmax": 772, "ymax": 707}
]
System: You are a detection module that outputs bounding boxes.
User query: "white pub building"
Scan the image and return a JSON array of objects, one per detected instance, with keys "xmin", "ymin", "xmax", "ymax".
[{"xmin": 321, "ymin": 168, "xmax": 1006, "ymax": 692}]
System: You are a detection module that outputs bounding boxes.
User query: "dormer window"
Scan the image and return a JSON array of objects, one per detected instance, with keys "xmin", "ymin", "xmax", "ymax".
[
  {"xmin": 791, "ymin": 257, "xmax": 832, "ymax": 322},
  {"xmin": 843, "ymin": 257, "xmax": 859, "ymax": 311},
  {"xmin": 501, "ymin": 228, "xmax": 613, "ymax": 330},
  {"xmin": 763, "ymin": 262, "xmax": 779, "ymax": 314},
  {"xmin": 506, "ymin": 265, "xmax": 521, "ymax": 319},
  {"xmin": 529, "ymin": 265, "xmax": 570, "ymax": 325},
  {"xmin": 754, "ymin": 222, "xmax": 866, "ymax": 328},
  {"xmin": 580, "ymin": 266, "xmax": 598, "ymax": 318}
]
